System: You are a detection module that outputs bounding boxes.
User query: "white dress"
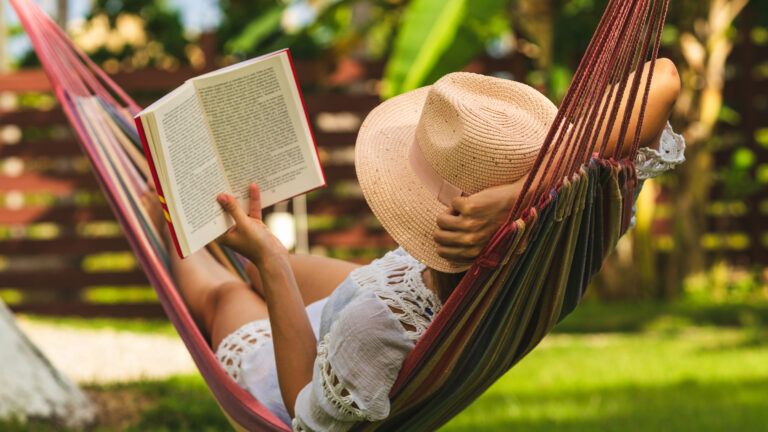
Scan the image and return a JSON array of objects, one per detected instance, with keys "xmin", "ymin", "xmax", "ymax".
[
  {"xmin": 216, "ymin": 248, "xmax": 439, "ymax": 430},
  {"xmin": 215, "ymin": 123, "xmax": 686, "ymax": 431}
]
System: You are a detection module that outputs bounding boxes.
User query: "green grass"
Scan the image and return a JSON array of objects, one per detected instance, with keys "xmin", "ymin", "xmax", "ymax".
[
  {"xmin": 0, "ymin": 376, "xmax": 230, "ymax": 432},
  {"xmin": 442, "ymin": 327, "xmax": 768, "ymax": 431},
  {"xmin": 92, "ymin": 376, "xmax": 231, "ymax": 432},
  {"xmin": 4, "ymin": 301, "xmax": 768, "ymax": 431}
]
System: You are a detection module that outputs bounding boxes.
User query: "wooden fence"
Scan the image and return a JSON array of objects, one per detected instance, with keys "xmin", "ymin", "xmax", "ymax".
[
  {"xmin": 0, "ymin": 52, "xmax": 527, "ymax": 317},
  {"xmin": 2, "ymin": 23, "xmax": 766, "ymax": 316}
]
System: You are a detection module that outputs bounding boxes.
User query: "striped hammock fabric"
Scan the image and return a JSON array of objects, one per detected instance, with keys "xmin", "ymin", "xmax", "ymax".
[{"xmin": 11, "ymin": 0, "xmax": 668, "ymax": 430}]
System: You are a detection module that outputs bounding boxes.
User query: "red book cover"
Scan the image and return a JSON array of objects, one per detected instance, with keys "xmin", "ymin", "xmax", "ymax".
[
  {"xmin": 134, "ymin": 115, "xmax": 185, "ymax": 259},
  {"xmin": 285, "ymin": 49, "xmax": 327, "ymax": 188}
]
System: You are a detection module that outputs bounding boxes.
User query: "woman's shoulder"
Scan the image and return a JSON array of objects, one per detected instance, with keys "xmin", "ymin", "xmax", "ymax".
[
  {"xmin": 348, "ymin": 247, "xmax": 427, "ymax": 296},
  {"xmin": 346, "ymin": 247, "xmax": 442, "ymax": 340}
]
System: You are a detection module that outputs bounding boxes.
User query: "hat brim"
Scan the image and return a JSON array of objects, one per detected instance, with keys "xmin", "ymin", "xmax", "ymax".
[{"xmin": 355, "ymin": 87, "xmax": 471, "ymax": 273}]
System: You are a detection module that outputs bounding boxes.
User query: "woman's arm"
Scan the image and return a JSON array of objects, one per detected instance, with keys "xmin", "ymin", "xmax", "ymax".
[
  {"xmin": 595, "ymin": 57, "xmax": 681, "ymax": 156},
  {"xmin": 217, "ymin": 184, "xmax": 315, "ymax": 417},
  {"xmin": 435, "ymin": 59, "xmax": 681, "ymax": 263},
  {"xmin": 244, "ymin": 254, "xmax": 360, "ymax": 306}
]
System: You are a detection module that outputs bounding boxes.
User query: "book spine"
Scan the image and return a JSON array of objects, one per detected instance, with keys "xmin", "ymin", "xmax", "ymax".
[
  {"xmin": 285, "ymin": 49, "xmax": 327, "ymax": 189},
  {"xmin": 134, "ymin": 115, "xmax": 186, "ymax": 259}
]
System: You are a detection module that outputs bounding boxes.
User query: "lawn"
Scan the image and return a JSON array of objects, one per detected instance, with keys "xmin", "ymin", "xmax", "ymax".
[{"xmin": 5, "ymin": 301, "xmax": 768, "ymax": 431}]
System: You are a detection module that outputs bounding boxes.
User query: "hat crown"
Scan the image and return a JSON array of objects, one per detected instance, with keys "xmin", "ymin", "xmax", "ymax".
[{"xmin": 415, "ymin": 72, "xmax": 558, "ymax": 194}]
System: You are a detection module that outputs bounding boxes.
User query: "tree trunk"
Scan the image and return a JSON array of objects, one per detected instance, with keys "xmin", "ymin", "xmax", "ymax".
[
  {"xmin": 516, "ymin": 0, "xmax": 554, "ymax": 69},
  {"xmin": 0, "ymin": 301, "xmax": 94, "ymax": 428},
  {"xmin": 594, "ymin": 0, "xmax": 749, "ymax": 300},
  {"xmin": 662, "ymin": 0, "xmax": 749, "ymax": 298},
  {"xmin": 56, "ymin": 0, "xmax": 68, "ymax": 28}
]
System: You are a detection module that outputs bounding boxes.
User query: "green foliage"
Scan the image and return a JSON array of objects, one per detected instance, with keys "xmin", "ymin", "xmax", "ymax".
[
  {"xmin": 216, "ymin": 0, "xmax": 288, "ymax": 57},
  {"xmin": 224, "ymin": 5, "xmax": 285, "ymax": 54},
  {"xmin": 720, "ymin": 147, "xmax": 764, "ymax": 199},
  {"xmin": 381, "ymin": 0, "xmax": 510, "ymax": 98},
  {"xmin": 217, "ymin": 0, "xmax": 367, "ymax": 59},
  {"xmin": 20, "ymin": 0, "xmax": 190, "ymax": 68},
  {"xmin": 91, "ymin": 0, "xmax": 188, "ymax": 65},
  {"xmin": 684, "ymin": 263, "xmax": 768, "ymax": 304},
  {"xmin": 548, "ymin": 0, "xmax": 607, "ymax": 100},
  {"xmin": 382, "ymin": 0, "xmax": 467, "ymax": 97}
]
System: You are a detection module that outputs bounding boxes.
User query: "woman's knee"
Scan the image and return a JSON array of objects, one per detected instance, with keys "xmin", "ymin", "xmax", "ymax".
[{"xmin": 199, "ymin": 281, "xmax": 253, "ymax": 331}]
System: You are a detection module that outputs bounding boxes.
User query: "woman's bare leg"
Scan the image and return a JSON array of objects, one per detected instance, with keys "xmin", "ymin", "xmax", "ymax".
[
  {"xmin": 141, "ymin": 190, "xmax": 269, "ymax": 349},
  {"xmin": 244, "ymin": 255, "xmax": 360, "ymax": 305}
]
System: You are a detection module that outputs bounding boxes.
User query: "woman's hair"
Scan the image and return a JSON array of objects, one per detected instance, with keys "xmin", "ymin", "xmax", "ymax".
[{"xmin": 430, "ymin": 268, "xmax": 467, "ymax": 303}]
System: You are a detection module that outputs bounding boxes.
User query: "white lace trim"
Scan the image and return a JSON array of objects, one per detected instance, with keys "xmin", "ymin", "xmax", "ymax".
[
  {"xmin": 635, "ymin": 122, "xmax": 686, "ymax": 180},
  {"xmin": 215, "ymin": 319, "xmax": 272, "ymax": 384},
  {"xmin": 295, "ymin": 249, "xmax": 442, "ymax": 428},
  {"xmin": 350, "ymin": 248, "xmax": 442, "ymax": 341},
  {"xmin": 318, "ymin": 334, "xmax": 374, "ymax": 421},
  {"xmin": 292, "ymin": 418, "xmax": 306, "ymax": 431}
]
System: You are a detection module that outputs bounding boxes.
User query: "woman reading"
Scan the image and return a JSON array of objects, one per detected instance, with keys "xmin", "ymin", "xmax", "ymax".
[{"xmin": 142, "ymin": 59, "xmax": 684, "ymax": 431}]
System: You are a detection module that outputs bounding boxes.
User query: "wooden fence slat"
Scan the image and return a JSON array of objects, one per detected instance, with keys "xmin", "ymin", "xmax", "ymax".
[
  {"xmin": 309, "ymin": 226, "xmax": 393, "ymax": 248},
  {"xmin": 0, "ymin": 59, "xmax": 390, "ymax": 93},
  {"xmin": 303, "ymin": 94, "xmax": 382, "ymax": 113},
  {"xmin": 0, "ymin": 173, "xmax": 97, "ymax": 193},
  {"xmin": 314, "ymin": 132, "xmax": 359, "ymax": 148},
  {"xmin": 307, "ymin": 199, "xmax": 372, "ymax": 216},
  {"xmin": 0, "ymin": 205, "xmax": 115, "ymax": 224},
  {"xmin": 0, "ymin": 167, "xmax": 356, "ymax": 193},
  {"xmin": 1, "ymin": 270, "xmax": 148, "ymax": 288},
  {"xmin": 0, "ymin": 108, "xmax": 67, "ymax": 125},
  {"xmin": 1, "ymin": 140, "xmax": 82, "ymax": 157},
  {"xmin": 0, "ymin": 237, "xmax": 132, "ymax": 255}
]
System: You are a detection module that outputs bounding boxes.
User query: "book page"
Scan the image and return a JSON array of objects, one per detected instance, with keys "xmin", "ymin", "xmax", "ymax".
[
  {"xmin": 150, "ymin": 83, "xmax": 233, "ymax": 255},
  {"xmin": 192, "ymin": 51, "xmax": 324, "ymax": 209}
]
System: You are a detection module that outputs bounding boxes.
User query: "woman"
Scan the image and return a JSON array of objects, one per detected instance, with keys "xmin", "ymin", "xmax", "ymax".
[{"xmin": 143, "ymin": 60, "xmax": 684, "ymax": 431}]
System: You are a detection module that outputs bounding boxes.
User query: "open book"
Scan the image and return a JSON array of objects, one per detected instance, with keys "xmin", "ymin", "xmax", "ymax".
[{"xmin": 135, "ymin": 49, "xmax": 325, "ymax": 258}]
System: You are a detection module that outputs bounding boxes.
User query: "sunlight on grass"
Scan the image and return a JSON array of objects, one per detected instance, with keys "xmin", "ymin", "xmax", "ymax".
[
  {"xmin": 442, "ymin": 326, "xmax": 768, "ymax": 431},
  {"xmin": 3, "ymin": 303, "xmax": 767, "ymax": 431}
]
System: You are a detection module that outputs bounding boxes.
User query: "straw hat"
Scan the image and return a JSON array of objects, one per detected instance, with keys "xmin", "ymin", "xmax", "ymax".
[{"xmin": 355, "ymin": 72, "xmax": 558, "ymax": 273}]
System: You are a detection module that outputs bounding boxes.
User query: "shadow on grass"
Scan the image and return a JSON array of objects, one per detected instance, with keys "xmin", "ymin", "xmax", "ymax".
[
  {"xmin": 0, "ymin": 376, "xmax": 230, "ymax": 432},
  {"xmin": 444, "ymin": 377, "xmax": 768, "ymax": 432},
  {"xmin": 555, "ymin": 301, "xmax": 768, "ymax": 334},
  {"xmin": 90, "ymin": 376, "xmax": 230, "ymax": 432}
]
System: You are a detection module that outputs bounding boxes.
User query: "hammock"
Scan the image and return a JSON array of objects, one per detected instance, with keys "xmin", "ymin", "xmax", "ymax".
[{"xmin": 11, "ymin": 0, "xmax": 668, "ymax": 429}]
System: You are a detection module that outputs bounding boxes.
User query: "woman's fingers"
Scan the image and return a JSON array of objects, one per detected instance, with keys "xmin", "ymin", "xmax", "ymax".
[
  {"xmin": 249, "ymin": 183, "xmax": 262, "ymax": 220},
  {"xmin": 217, "ymin": 193, "xmax": 249, "ymax": 227},
  {"xmin": 436, "ymin": 245, "xmax": 480, "ymax": 262},
  {"xmin": 433, "ymin": 229, "xmax": 471, "ymax": 247},
  {"xmin": 436, "ymin": 212, "xmax": 465, "ymax": 231}
]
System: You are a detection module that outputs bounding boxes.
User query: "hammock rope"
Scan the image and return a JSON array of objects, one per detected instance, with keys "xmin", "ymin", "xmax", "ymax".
[{"xmin": 11, "ymin": 0, "xmax": 669, "ymax": 429}]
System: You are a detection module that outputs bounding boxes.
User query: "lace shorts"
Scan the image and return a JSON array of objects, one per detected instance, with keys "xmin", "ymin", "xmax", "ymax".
[
  {"xmin": 215, "ymin": 319, "xmax": 273, "ymax": 383},
  {"xmin": 213, "ymin": 297, "xmax": 328, "ymax": 426}
]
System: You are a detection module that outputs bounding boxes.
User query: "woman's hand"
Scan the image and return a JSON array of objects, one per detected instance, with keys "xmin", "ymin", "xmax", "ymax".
[
  {"xmin": 217, "ymin": 183, "xmax": 288, "ymax": 266},
  {"xmin": 434, "ymin": 181, "xmax": 523, "ymax": 263},
  {"xmin": 219, "ymin": 185, "xmax": 315, "ymax": 414}
]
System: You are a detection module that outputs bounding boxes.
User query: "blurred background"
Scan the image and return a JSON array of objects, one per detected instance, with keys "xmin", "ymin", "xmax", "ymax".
[{"xmin": 0, "ymin": 0, "xmax": 767, "ymax": 430}]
